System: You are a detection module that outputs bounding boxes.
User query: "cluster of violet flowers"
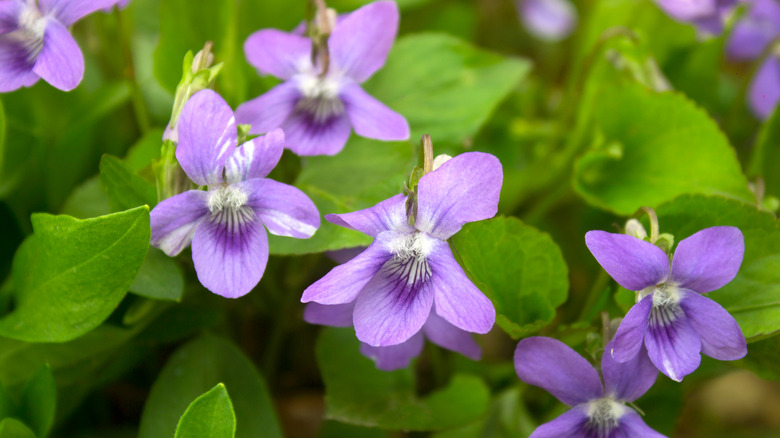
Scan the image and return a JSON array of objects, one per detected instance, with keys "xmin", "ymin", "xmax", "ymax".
[{"xmin": 0, "ymin": 1, "xmax": 754, "ymax": 436}]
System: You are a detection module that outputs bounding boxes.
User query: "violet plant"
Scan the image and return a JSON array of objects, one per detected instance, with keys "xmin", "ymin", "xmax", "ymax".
[{"xmin": 1, "ymin": 0, "xmax": 779, "ymax": 437}]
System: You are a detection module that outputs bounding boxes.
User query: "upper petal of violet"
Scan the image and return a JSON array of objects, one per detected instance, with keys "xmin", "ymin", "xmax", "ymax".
[
  {"xmin": 243, "ymin": 28, "xmax": 311, "ymax": 80},
  {"xmin": 670, "ymin": 226, "xmax": 744, "ymax": 293},
  {"xmin": 32, "ymin": 18, "xmax": 84, "ymax": 91},
  {"xmin": 514, "ymin": 337, "xmax": 604, "ymax": 406},
  {"xmin": 329, "ymin": 0, "xmax": 399, "ymax": 83},
  {"xmin": 243, "ymin": 178, "xmax": 320, "ymax": 239},
  {"xmin": 340, "ymin": 82, "xmax": 409, "ymax": 141},
  {"xmin": 177, "ymin": 89, "xmax": 238, "ymax": 186},
  {"xmin": 39, "ymin": 0, "xmax": 120, "ymax": 27},
  {"xmin": 585, "ymin": 231, "xmax": 670, "ymax": 291},
  {"xmin": 415, "ymin": 152, "xmax": 502, "ymax": 240},
  {"xmin": 225, "ymin": 128, "xmax": 285, "ymax": 183},
  {"xmin": 326, "ymin": 193, "xmax": 412, "ymax": 238}
]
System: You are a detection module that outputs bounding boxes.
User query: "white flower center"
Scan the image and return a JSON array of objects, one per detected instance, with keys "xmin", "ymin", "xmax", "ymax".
[
  {"xmin": 293, "ymin": 60, "xmax": 345, "ymax": 123},
  {"xmin": 384, "ymin": 232, "xmax": 436, "ymax": 286},
  {"xmin": 585, "ymin": 397, "xmax": 626, "ymax": 435},
  {"xmin": 208, "ymin": 185, "xmax": 248, "ymax": 213}
]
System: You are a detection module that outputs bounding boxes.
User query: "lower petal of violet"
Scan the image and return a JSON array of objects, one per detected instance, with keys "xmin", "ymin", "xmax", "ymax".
[
  {"xmin": 360, "ymin": 331, "xmax": 425, "ymax": 371},
  {"xmin": 423, "ymin": 308, "xmax": 481, "ymax": 360},
  {"xmin": 190, "ymin": 207, "xmax": 269, "ymax": 299},
  {"xmin": 644, "ymin": 303, "xmax": 702, "ymax": 382},
  {"xmin": 680, "ymin": 291, "xmax": 747, "ymax": 361},
  {"xmin": 0, "ymin": 34, "xmax": 41, "ymax": 92},
  {"xmin": 32, "ymin": 19, "xmax": 84, "ymax": 91},
  {"xmin": 281, "ymin": 109, "xmax": 353, "ymax": 156}
]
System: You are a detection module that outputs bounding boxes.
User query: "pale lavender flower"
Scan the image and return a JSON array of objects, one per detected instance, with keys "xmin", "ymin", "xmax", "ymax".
[
  {"xmin": 150, "ymin": 89, "xmax": 320, "ymax": 298},
  {"xmin": 305, "ymin": 301, "xmax": 481, "ymax": 370},
  {"xmin": 726, "ymin": 0, "xmax": 780, "ymax": 61},
  {"xmin": 655, "ymin": 0, "xmax": 736, "ymax": 34},
  {"xmin": 235, "ymin": 0, "xmax": 410, "ymax": 156},
  {"xmin": 301, "ymin": 152, "xmax": 502, "ymax": 347},
  {"xmin": 517, "ymin": 0, "xmax": 577, "ymax": 42},
  {"xmin": 586, "ymin": 227, "xmax": 747, "ymax": 382},
  {"xmin": 0, "ymin": 0, "xmax": 121, "ymax": 92},
  {"xmin": 749, "ymin": 55, "xmax": 780, "ymax": 119},
  {"xmin": 515, "ymin": 337, "xmax": 664, "ymax": 438}
]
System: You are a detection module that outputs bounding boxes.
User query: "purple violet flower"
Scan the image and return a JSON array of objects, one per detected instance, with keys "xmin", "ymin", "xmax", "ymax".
[
  {"xmin": 0, "ymin": 0, "xmax": 121, "ymax": 92},
  {"xmin": 301, "ymin": 151, "xmax": 502, "ymax": 347},
  {"xmin": 515, "ymin": 337, "xmax": 664, "ymax": 438},
  {"xmin": 305, "ymin": 301, "xmax": 481, "ymax": 370},
  {"xmin": 726, "ymin": 0, "xmax": 780, "ymax": 61},
  {"xmin": 517, "ymin": 0, "xmax": 578, "ymax": 42},
  {"xmin": 235, "ymin": 0, "xmax": 410, "ymax": 156},
  {"xmin": 585, "ymin": 226, "xmax": 747, "ymax": 382},
  {"xmin": 150, "ymin": 89, "xmax": 320, "ymax": 299},
  {"xmin": 749, "ymin": 54, "xmax": 780, "ymax": 119},
  {"xmin": 654, "ymin": 0, "xmax": 736, "ymax": 34}
]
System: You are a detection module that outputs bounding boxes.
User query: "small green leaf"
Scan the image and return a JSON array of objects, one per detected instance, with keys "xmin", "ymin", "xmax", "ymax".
[
  {"xmin": 653, "ymin": 194, "xmax": 780, "ymax": 339},
  {"xmin": 451, "ymin": 217, "xmax": 569, "ymax": 338},
  {"xmin": 129, "ymin": 248, "xmax": 184, "ymax": 302},
  {"xmin": 19, "ymin": 364, "xmax": 55, "ymax": 438},
  {"xmin": 750, "ymin": 105, "xmax": 780, "ymax": 201},
  {"xmin": 139, "ymin": 335, "xmax": 281, "ymax": 438},
  {"xmin": 99, "ymin": 154, "xmax": 157, "ymax": 212},
  {"xmin": 317, "ymin": 328, "xmax": 490, "ymax": 431},
  {"xmin": 59, "ymin": 176, "xmax": 112, "ymax": 219},
  {"xmin": 0, "ymin": 418, "xmax": 35, "ymax": 438},
  {"xmin": 174, "ymin": 384, "xmax": 236, "ymax": 438},
  {"xmin": 0, "ymin": 383, "xmax": 14, "ymax": 420},
  {"xmin": 0, "ymin": 206, "xmax": 150, "ymax": 342},
  {"xmin": 574, "ymin": 79, "xmax": 753, "ymax": 214}
]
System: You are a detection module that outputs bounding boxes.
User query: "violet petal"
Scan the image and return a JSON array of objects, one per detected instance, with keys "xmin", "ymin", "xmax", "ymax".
[
  {"xmin": 236, "ymin": 81, "xmax": 300, "ymax": 136},
  {"xmin": 0, "ymin": 1, "xmax": 20, "ymax": 34},
  {"xmin": 190, "ymin": 210, "xmax": 269, "ymax": 299},
  {"xmin": 32, "ymin": 18, "xmax": 84, "ymax": 91},
  {"xmin": 602, "ymin": 342, "xmax": 658, "ymax": 402},
  {"xmin": 280, "ymin": 110, "xmax": 352, "ymax": 156},
  {"xmin": 0, "ymin": 39, "xmax": 40, "ymax": 92},
  {"xmin": 619, "ymin": 410, "xmax": 668, "ymax": 437},
  {"xmin": 423, "ymin": 309, "xmax": 481, "ymax": 360},
  {"xmin": 645, "ymin": 303, "xmax": 702, "ymax": 382},
  {"xmin": 585, "ymin": 231, "xmax": 670, "ymax": 291},
  {"xmin": 243, "ymin": 28, "xmax": 311, "ymax": 80},
  {"xmin": 415, "ymin": 152, "xmax": 503, "ymax": 240},
  {"xmin": 150, "ymin": 190, "xmax": 209, "ymax": 256},
  {"xmin": 749, "ymin": 55, "xmax": 780, "ymax": 120},
  {"xmin": 360, "ymin": 331, "xmax": 425, "ymax": 371},
  {"xmin": 301, "ymin": 239, "xmax": 390, "ymax": 304},
  {"xmin": 612, "ymin": 294, "xmax": 653, "ymax": 362},
  {"xmin": 680, "ymin": 291, "xmax": 747, "ymax": 360},
  {"xmin": 514, "ymin": 337, "xmax": 603, "ymax": 406},
  {"xmin": 671, "ymin": 226, "xmax": 744, "ymax": 293},
  {"xmin": 177, "ymin": 89, "xmax": 237, "ymax": 185},
  {"xmin": 656, "ymin": 0, "xmax": 716, "ymax": 21},
  {"xmin": 243, "ymin": 178, "xmax": 320, "ymax": 239},
  {"xmin": 225, "ymin": 128, "xmax": 285, "ymax": 183},
  {"xmin": 529, "ymin": 406, "xmax": 589, "ymax": 438},
  {"xmin": 427, "ymin": 242, "xmax": 495, "ymax": 334},
  {"xmin": 303, "ymin": 302, "xmax": 355, "ymax": 327},
  {"xmin": 329, "ymin": 0, "xmax": 399, "ymax": 83},
  {"xmin": 39, "ymin": 0, "xmax": 119, "ymax": 27},
  {"xmin": 325, "ymin": 193, "xmax": 411, "ymax": 238},
  {"xmin": 726, "ymin": 0, "xmax": 780, "ymax": 61},
  {"xmin": 519, "ymin": 0, "xmax": 577, "ymax": 42},
  {"xmin": 340, "ymin": 82, "xmax": 409, "ymax": 141}
]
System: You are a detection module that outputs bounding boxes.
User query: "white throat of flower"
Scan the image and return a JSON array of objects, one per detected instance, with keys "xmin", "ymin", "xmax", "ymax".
[
  {"xmin": 207, "ymin": 185, "xmax": 254, "ymax": 232},
  {"xmin": 8, "ymin": 4, "xmax": 47, "ymax": 62},
  {"xmin": 384, "ymin": 232, "xmax": 435, "ymax": 287},
  {"xmin": 294, "ymin": 61, "xmax": 345, "ymax": 123},
  {"xmin": 585, "ymin": 397, "xmax": 626, "ymax": 435}
]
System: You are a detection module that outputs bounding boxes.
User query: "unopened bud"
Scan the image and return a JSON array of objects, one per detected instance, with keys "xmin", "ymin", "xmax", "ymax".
[
  {"xmin": 624, "ymin": 218, "xmax": 647, "ymax": 240},
  {"xmin": 317, "ymin": 7, "xmax": 338, "ymax": 35},
  {"xmin": 432, "ymin": 154, "xmax": 452, "ymax": 171},
  {"xmin": 655, "ymin": 233, "xmax": 675, "ymax": 254}
]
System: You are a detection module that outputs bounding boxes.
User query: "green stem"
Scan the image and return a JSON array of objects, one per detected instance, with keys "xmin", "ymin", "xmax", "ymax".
[{"xmin": 115, "ymin": 9, "xmax": 151, "ymax": 134}]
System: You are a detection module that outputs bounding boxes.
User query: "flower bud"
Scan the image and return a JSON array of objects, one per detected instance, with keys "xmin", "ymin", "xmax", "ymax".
[{"xmin": 624, "ymin": 218, "xmax": 647, "ymax": 240}]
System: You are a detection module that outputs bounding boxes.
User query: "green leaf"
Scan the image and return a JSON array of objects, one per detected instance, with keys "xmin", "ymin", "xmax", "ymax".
[
  {"xmin": 0, "ymin": 418, "xmax": 35, "ymax": 438},
  {"xmin": 0, "ymin": 98, "xmax": 5, "ymax": 180},
  {"xmin": 19, "ymin": 364, "xmax": 55, "ymax": 438},
  {"xmin": 316, "ymin": 327, "xmax": 490, "ymax": 431},
  {"xmin": 59, "ymin": 176, "xmax": 112, "ymax": 219},
  {"xmin": 652, "ymin": 194, "xmax": 780, "ymax": 339},
  {"xmin": 365, "ymin": 33, "xmax": 531, "ymax": 145},
  {"xmin": 99, "ymin": 155, "xmax": 157, "ymax": 212},
  {"xmin": 737, "ymin": 335, "xmax": 780, "ymax": 381},
  {"xmin": 139, "ymin": 335, "xmax": 281, "ymax": 438},
  {"xmin": 174, "ymin": 384, "xmax": 236, "ymax": 438},
  {"xmin": 574, "ymin": 79, "xmax": 753, "ymax": 215},
  {"xmin": 128, "ymin": 248, "xmax": 184, "ymax": 302},
  {"xmin": 0, "ymin": 384, "xmax": 14, "ymax": 420},
  {"xmin": 750, "ymin": 106, "xmax": 780, "ymax": 201},
  {"xmin": 0, "ymin": 206, "xmax": 150, "ymax": 342},
  {"xmin": 125, "ymin": 128, "xmax": 165, "ymax": 172},
  {"xmin": 451, "ymin": 217, "xmax": 569, "ymax": 338}
]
